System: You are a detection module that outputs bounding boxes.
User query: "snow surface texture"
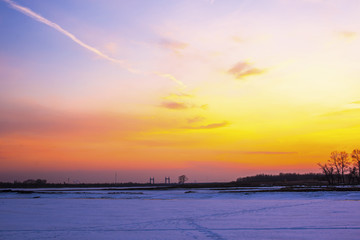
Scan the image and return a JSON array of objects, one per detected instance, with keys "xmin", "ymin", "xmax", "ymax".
[{"xmin": 0, "ymin": 188, "xmax": 359, "ymax": 239}]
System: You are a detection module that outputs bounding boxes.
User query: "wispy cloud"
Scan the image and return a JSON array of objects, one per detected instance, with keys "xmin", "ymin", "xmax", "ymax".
[
  {"xmin": 232, "ymin": 36, "xmax": 244, "ymax": 43},
  {"xmin": 161, "ymin": 101, "xmax": 189, "ymax": 110},
  {"xmin": 219, "ymin": 150, "xmax": 297, "ymax": 155},
  {"xmin": 187, "ymin": 116, "xmax": 205, "ymax": 124},
  {"xmin": 159, "ymin": 39, "xmax": 188, "ymax": 54},
  {"xmin": 338, "ymin": 31, "xmax": 357, "ymax": 39},
  {"xmin": 228, "ymin": 61, "xmax": 265, "ymax": 79},
  {"xmin": 155, "ymin": 72, "xmax": 186, "ymax": 89},
  {"xmin": 4, "ymin": 0, "xmax": 136, "ymax": 72},
  {"xmin": 166, "ymin": 92, "xmax": 193, "ymax": 98},
  {"xmin": 185, "ymin": 121, "xmax": 229, "ymax": 129},
  {"xmin": 160, "ymin": 101, "xmax": 207, "ymax": 110},
  {"xmin": 202, "ymin": 0, "xmax": 215, "ymax": 4},
  {"xmin": 320, "ymin": 108, "xmax": 360, "ymax": 118}
]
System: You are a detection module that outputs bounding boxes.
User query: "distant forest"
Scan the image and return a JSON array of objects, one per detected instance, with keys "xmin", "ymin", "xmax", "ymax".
[{"xmin": 236, "ymin": 173, "xmax": 324, "ymax": 184}]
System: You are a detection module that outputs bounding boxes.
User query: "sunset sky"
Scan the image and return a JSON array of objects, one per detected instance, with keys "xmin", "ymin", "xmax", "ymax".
[{"xmin": 1, "ymin": 0, "xmax": 360, "ymax": 183}]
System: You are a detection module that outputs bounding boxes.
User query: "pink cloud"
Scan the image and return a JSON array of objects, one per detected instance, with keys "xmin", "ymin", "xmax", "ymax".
[
  {"xmin": 159, "ymin": 39, "xmax": 188, "ymax": 53},
  {"xmin": 160, "ymin": 101, "xmax": 189, "ymax": 110},
  {"xmin": 228, "ymin": 61, "xmax": 265, "ymax": 79},
  {"xmin": 160, "ymin": 101, "xmax": 207, "ymax": 110}
]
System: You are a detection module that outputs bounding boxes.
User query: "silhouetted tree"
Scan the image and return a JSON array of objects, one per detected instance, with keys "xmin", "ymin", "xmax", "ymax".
[
  {"xmin": 328, "ymin": 151, "xmax": 350, "ymax": 184},
  {"xmin": 320, "ymin": 151, "xmax": 353, "ymax": 184},
  {"xmin": 329, "ymin": 151, "xmax": 341, "ymax": 183},
  {"xmin": 348, "ymin": 167, "xmax": 357, "ymax": 184},
  {"xmin": 318, "ymin": 163, "xmax": 334, "ymax": 185},
  {"xmin": 178, "ymin": 175, "xmax": 188, "ymax": 184},
  {"xmin": 338, "ymin": 151, "xmax": 350, "ymax": 183},
  {"xmin": 351, "ymin": 149, "xmax": 360, "ymax": 181}
]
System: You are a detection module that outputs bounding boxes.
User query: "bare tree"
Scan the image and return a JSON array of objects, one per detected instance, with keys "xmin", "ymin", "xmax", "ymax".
[
  {"xmin": 178, "ymin": 175, "xmax": 188, "ymax": 184},
  {"xmin": 318, "ymin": 163, "xmax": 334, "ymax": 185},
  {"xmin": 338, "ymin": 151, "xmax": 350, "ymax": 184},
  {"xmin": 329, "ymin": 151, "xmax": 341, "ymax": 184},
  {"xmin": 351, "ymin": 149, "xmax": 360, "ymax": 182},
  {"xmin": 324, "ymin": 151, "xmax": 350, "ymax": 184}
]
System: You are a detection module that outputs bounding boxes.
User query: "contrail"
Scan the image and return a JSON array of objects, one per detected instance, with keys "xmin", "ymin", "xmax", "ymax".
[
  {"xmin": 3, "ymin": 0, "xmax": 137, "ymax": 72},
  {"xmin": 4, "ymin": 0, "xmax": 190, "ymax": 87}
]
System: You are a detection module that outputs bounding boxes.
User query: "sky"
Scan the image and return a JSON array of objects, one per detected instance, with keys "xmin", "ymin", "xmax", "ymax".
[{"xmin": 1, "ymin": 0, "xmax": 360, "ymax": 183}]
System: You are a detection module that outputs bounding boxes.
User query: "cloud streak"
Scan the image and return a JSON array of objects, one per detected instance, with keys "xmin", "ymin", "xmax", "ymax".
[
  {"xmin": 223, "ymin": 151, "xmax": 297, "ymax": 155},
  {"xmin": 167, "ymin": 92, "xmax": 193, "ymax": 98},
  {"xmin": 228, "ymin": 61, "xmax": 265, "ymax": 79},
  {"xmin": 338, "ymin": 31, "xmax": 357, "ymax": 39},
  {"xmin": 4, "ymin": 0, "xmax": 136, "ymax": 72},
  {"xmin": 187, "ymin": 116, "xmax": 205, "ymax": 124},
  {"xmin": 159, "ymin": 39, "xmax": 188, "ymax": 53},
  {"xmin": 161, "ymin": 101, "xmax": 189, "ymax": 110},
  {"xmin": 185, "ymin": 121, "xmax": 229, "ymax": 129},
  {"xmin": 320, "ymin": 108, "xmax": 360, "ymax": 118},
  {"xmin": 155, "ymin": 72, "xmax": 186, "ymax": 89},
  {"xmin": 160, "ymin": 101, "xmax": 207, "ymax": 110}
]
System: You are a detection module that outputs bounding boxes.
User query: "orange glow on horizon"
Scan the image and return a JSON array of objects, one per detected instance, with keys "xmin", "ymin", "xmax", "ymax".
[{"xmin": 1, "ymin": 0, "xmax": 360, "ymax": 182}]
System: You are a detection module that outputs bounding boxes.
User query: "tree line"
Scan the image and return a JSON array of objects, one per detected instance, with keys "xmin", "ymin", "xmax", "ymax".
[
  {"xmin": 318, "ymin": 149, "xmax": 360, "ymax": 185},
  {"xmin": 237, "ymin": 173, "xmax": 323, "ymax": 183}
]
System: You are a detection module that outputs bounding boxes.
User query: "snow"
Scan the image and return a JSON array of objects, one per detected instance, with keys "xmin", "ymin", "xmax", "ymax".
[{"xmin": 1, "ymin": 188, "xmax": 359, "ymax": 239}]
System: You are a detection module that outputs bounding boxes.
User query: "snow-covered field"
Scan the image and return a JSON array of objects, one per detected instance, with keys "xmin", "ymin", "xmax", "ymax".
[{"xmin": 1, "ymin": 187, "xmax": 359, "ymax": 239}]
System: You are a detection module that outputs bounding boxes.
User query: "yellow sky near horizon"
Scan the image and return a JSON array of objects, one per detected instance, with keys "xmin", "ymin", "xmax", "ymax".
[{"xmin": 1, "ymin": 0, "xmax": 360, "ymax": 182}]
